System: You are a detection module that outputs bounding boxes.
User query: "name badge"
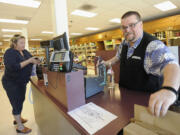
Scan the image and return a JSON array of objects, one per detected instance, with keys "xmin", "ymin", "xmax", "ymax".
[{"xmin": 132, "ymin": 56, "xmax": 141, "ymax": 60}]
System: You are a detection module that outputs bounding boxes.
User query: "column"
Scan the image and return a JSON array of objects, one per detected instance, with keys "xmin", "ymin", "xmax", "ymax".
[
  {"xmin": 21, "ymin": 27, "xmax": 29, "ymax": 50},
  {"xmin": 51, "ymin": 0, "xmax": 69, "ymax": 43}
]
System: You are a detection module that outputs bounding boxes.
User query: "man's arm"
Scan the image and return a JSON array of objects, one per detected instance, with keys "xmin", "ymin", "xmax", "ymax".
[
  {"xmin": 102, "ymin": 43, "xmax": 123, "ymax": 66},
  {"xmin": 162, "ymin": 64, "xmax": 180, "ymax": 90},
  {"xmin": 103, "ymin": 56, "xmax": 119, "ymax": 66},
  {"xmin": 149, "ymin": 63, "xmax": 180, "ymax": 117}
]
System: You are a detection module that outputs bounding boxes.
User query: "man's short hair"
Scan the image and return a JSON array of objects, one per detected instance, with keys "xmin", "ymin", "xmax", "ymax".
[{"xmin": 121, "ymin": 11, "xmax": 141, "ymax": 21}]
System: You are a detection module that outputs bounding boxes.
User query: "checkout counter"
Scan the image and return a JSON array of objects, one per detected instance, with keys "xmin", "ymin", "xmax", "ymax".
[{"xmin": 31, "ymin": 76, "xmax": 150, "ymax": 135}]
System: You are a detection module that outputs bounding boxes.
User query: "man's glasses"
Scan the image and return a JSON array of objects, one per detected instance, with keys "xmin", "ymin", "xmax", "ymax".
[{"xmin": 120, "ymin": 21, "xmax": 140, "ymax": 31}]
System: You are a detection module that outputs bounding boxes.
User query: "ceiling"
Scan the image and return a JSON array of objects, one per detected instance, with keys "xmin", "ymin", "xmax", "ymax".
[{"xmin": 0, "ymin": 0, "xmax": 180, "ymax": 42}]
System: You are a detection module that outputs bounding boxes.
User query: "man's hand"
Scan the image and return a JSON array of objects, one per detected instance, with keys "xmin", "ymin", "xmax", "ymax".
[
  {"xmin": 101, "ymin": 60, "xmax": 111, "ymax": 67},
  {"xmin": 148, "ymin": 89, "xmax": 176, "ymax": 117}
]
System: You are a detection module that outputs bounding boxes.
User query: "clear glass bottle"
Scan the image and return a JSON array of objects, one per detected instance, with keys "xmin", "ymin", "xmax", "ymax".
[{"xmin": 107, "ymin": 64, "xmax": 115, "ymax": 89}]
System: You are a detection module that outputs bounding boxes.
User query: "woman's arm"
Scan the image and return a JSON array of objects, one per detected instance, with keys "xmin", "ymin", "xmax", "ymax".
[{"xmin": 20, "ymin": 57, "xmax": 40, "ymax": 68}]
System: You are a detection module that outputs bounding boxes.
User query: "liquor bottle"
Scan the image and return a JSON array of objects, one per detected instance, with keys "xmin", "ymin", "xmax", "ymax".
[{"xmin": 107, "ymin": 64, "xmax": 115, "ymax": 89}]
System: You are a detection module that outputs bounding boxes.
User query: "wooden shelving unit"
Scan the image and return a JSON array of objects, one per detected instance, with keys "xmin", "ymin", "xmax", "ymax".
[
  {"xmin": 152, "ymin": 30, "xmax": 180, "ymax": 46},
  {"xmin": 70, "ymin": 42, "xmax": 97, "ymax": 66}
]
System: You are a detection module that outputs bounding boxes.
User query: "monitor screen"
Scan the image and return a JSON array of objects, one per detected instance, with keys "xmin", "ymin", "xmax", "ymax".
[
  {"xmin": 53, "ymin": 32, "xmax": 69, "ymax": 51},
  {"xmin": 53, "ymin": 52, "xmax": 65, "ymax": 62},
  {"xmin": 40, "ymin": 40, "xmax": 53, "ymax": 48}
]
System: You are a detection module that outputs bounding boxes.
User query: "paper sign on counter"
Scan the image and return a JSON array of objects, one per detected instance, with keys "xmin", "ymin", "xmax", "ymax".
[{"xmin": 68, "ymin": 102, "xmax": 117, "ymax": 135}]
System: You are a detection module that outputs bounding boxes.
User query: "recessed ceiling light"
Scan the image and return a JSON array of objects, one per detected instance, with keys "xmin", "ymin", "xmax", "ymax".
[
  {"xmin": 85, "ymin": 27, "xmax": 99, "ymax": 31},
  {"xmin": 0, "ymin": 19, "xmax": 29, "ymax": 24},
  {"xmin": 70, "ymin": 33, "xmax": 83, "ymax": 35},
  {"xmin": 0, "ymin": 0, "xmax": 41, "ymax": 8},
  {"xmin": 154, "ymin": 1, "xmax": 177, "ymax": 11},
  {"xmin": 109, "ymin": 18, "xmax": 121, "ymax": 23},
  {"xmin": 41, "ymin": 31, "xmax": 53, "ymax": 34},
  {"xmin": 30, "ymin": 39, "xmax": 42, "ymax": 41},
  {"xmin": 3, "ymin": 35, "xmax": 13, "ymax": 37},
  {"xmin": 2, "ymin": 29, "xmax": 22, "ymax": 32},
  {"xmin": 71, "ymin": 9, "xmax": 97, "ymax": 18}
]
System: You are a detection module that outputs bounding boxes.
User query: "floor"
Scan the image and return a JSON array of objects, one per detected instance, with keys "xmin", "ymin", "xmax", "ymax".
[
  {"xmin": 0, "ymin": 72, "xmax": 40, "ymax": 135},
  {"xmin": 0, "ymin": 66, "xmax": 96, "ymax": 135}
]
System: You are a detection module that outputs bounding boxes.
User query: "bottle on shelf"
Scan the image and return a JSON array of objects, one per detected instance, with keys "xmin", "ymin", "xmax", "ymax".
[{"xmin": 106, "ymin": 63, "xmax": 115, "ymax": 89}]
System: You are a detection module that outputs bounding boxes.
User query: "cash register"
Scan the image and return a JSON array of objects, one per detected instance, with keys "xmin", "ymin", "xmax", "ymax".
[{"xmin": 49, "ymin": 32, "xmax": 73, "ymax": 72}]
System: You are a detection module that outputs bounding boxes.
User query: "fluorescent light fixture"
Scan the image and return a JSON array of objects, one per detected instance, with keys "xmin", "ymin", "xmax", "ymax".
[
  {"xmin": 109, "ymin": 18, "xmax": 121, "ymax": 23},
  {"xmin": 0, "ymin": 0, "xmax": 41, "ymax": 8},
  {"xmin": 85, "ymin": 27, "xmax": 99, "ymax": 31},
  {"xmin": 154, "ymin": 1, "xmax": 177, "ymax": 11},
  {"xmin": 70, "ymin": 33, "xmax": 83, "ymax": 35},
  {"xmin": 3, "ymin": 35, "xmax": 13, "ymax": 37},
  {"xmin": 2, "ymin": 29, "xmax": 22, "ymax": 32},
  {"xmin": 41, "ymin": 31, "xmax": 53, "ymax": 34},
  {"xmin": 0, "ymin": 19, "xmax": 29, "ymax": 24},
  {"xmin": 30, "ymin": 38, "xmax": 42, "ymax": 41},
  {"xmin": 71, "ymin": 9, "xmax": 97, "ymax": 18}
]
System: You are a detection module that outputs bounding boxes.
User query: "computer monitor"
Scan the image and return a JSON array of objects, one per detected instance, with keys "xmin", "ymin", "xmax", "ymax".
[
  {"xmin": 40, "ymin": 40, "xmax": 53, "ymax": 48},
  {"xmin": 53, "ymin": 32, "xmax": 70, "ymax": 51}
]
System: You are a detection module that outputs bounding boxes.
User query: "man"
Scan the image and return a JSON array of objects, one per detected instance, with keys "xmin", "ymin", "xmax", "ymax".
[{"xmin": 103, "ymin": 11, "xmax": 180, "ymax": 117}]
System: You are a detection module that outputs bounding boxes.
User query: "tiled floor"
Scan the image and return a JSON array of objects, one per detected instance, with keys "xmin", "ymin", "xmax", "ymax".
[{"xmin": 0, "ymin": 72, "xmax": 40, "ymax": 135}]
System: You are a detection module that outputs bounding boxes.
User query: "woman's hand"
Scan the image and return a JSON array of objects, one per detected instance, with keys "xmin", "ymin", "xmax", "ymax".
[{"xmin": 29, "ymin": 57, "xmax": 41, "ymax": 64}]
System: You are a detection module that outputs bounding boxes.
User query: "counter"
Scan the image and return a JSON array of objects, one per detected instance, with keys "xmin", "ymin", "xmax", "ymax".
[{"xmin": 31, "ymin": 77, "xmax": 150, "ymax": 135}]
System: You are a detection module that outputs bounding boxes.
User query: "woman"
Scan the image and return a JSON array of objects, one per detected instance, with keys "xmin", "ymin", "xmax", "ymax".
[{"xmin": 2, "ymin": 34, "xmax": 40, "ymax": 134}]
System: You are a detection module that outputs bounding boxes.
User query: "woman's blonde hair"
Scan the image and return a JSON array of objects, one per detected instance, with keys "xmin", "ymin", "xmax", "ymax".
[{"xmin": 10, "ymin": 34, "xmax": 25, "ymax": 48}]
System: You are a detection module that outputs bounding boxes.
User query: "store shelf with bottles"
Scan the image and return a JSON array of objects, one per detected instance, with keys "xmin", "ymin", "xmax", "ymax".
[
  {"xmin": 0, "ymin": 48, "xmax": 5, "ymax": 69},
  {"xmin": 70, "ymin": 42, "xmax": 97, "ymax": 65},
  {"xmin": 70, "ymin": 44, "xmax": 87, "ymax": 66},
  {"xmin": 0, "ymin": 56, "xmax": 4, "ymax": 68},
  {"xmin": 152, "ymin": 31, "xmax": 166, "ymax": 40},
  {"xmin": 112, "ymin": 38, "xmax": 122, "ymax": 50},
  {"xmin": 104, "ymin": 39, "xmax": 122, "ymax": 51},
  {"xmin": 166, "ymin": 30, "xmax": 180, "ymax": 46},
  {"xmin": 152, "ymin": 30, "xmax": 180, "ymax": 46},
  {"xmin": 29, "ymin": 47, "xmax": 45, "ymax": 57},
  {"xmin": 71, "ymin": 44, "xmax": 86, "ymax": 55},
  {"xmin": 104, "ymin": 40, "xmax": 114, "ymax": 50},
  {"xmin": 87, "ymin": 42, "xmax": 96, "ymax": 65}
]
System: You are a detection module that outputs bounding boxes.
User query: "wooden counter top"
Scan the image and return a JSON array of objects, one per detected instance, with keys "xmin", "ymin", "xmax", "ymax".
[{"xmin": 31, "ymin": 77, "xmax": 150, "ymax": 135}]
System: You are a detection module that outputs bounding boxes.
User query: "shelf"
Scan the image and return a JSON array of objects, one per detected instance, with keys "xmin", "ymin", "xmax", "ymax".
[
  {"xmin": 29, "ymin": 47, "xmax": 45, "ymax": 57},
  {"xmin": 169, "ymin": 37, "xmax": 180, "ymax": 40},
  {"xmin": 71, "ymin": 42, "xmax": 97, "ymax": 67}
]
